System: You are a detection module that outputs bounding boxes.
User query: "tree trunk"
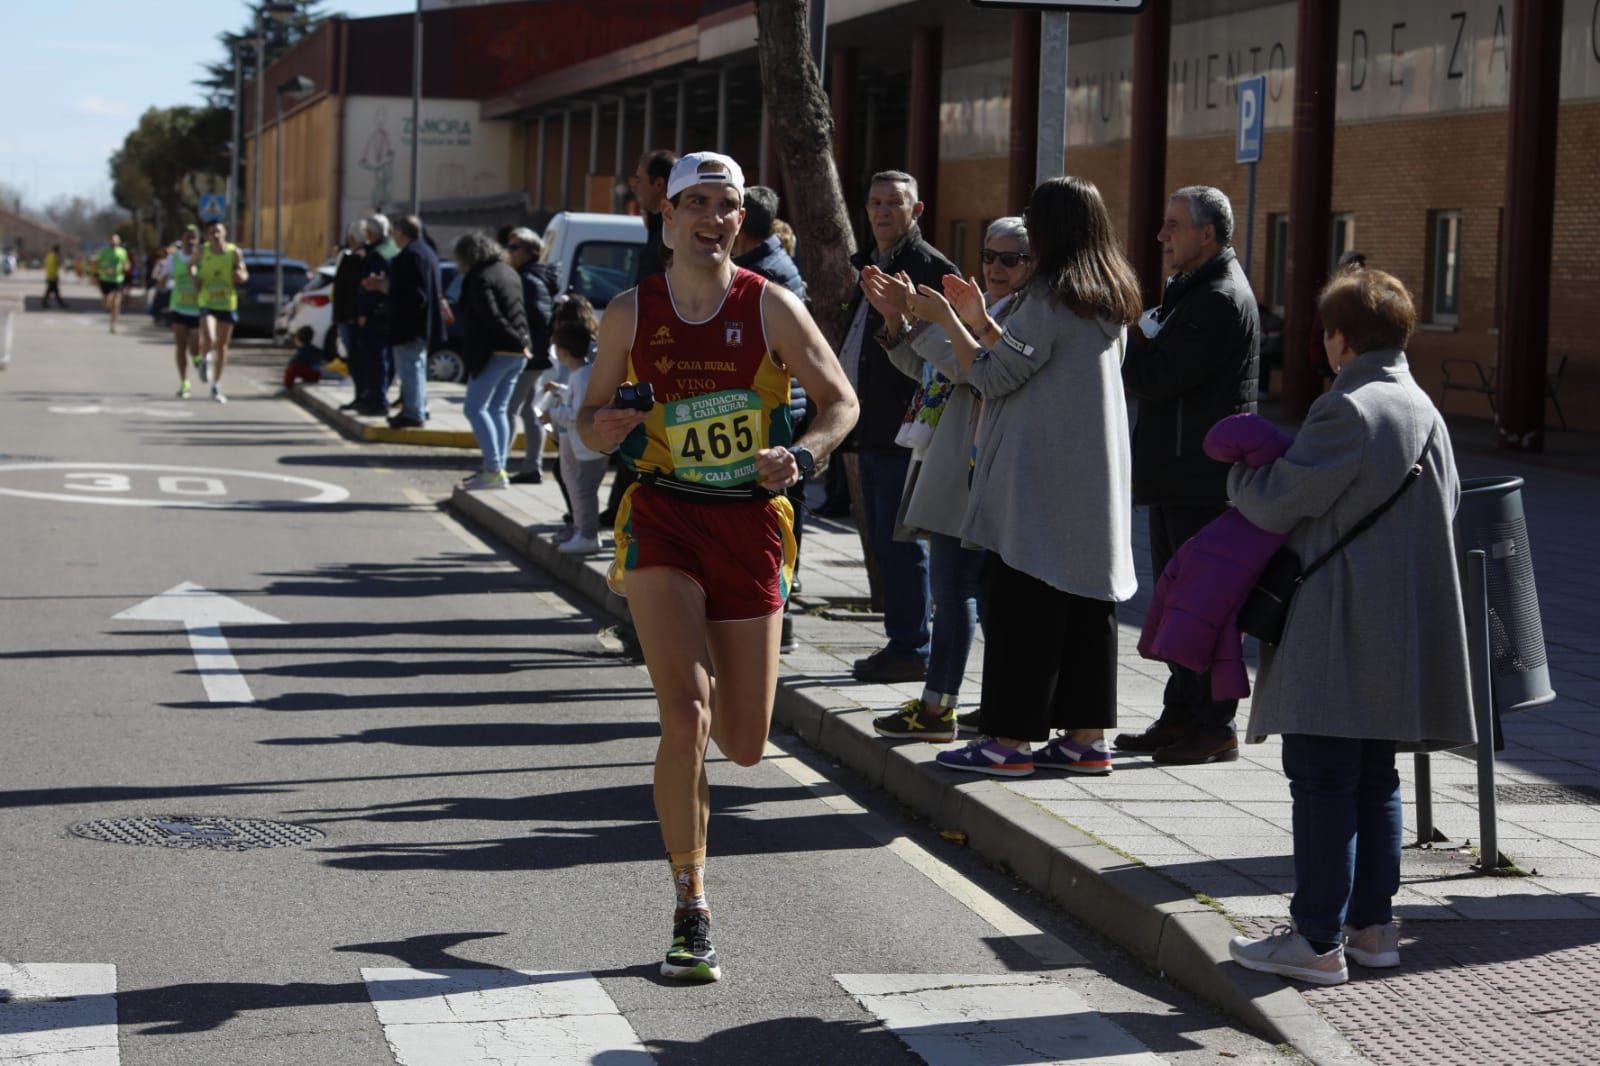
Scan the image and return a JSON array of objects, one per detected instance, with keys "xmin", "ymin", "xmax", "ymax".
[
  {"xmin": 754, "ymin": 0, "xmax": 857, "ymax": 349},
  {"xmin": 756, "ymin": 0, "xmax": 882, "ymax": 613}
]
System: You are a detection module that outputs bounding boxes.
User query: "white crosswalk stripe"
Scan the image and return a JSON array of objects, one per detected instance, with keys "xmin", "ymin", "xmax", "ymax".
[
  {"xmin": 0, "ymin": 964, "xmax": 120, "ymax": 1065},
  {"xmin": 836, "ymin": 973, "xmax": 1166, "ymax": 1066},
  {"xmin": 362, "ymin": 968, "xmax": 653, "ymax": 1065}
]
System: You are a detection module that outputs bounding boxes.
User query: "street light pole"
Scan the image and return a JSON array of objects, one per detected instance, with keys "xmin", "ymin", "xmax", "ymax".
[
  {"xmin": 410, "ymin": 0, "xmax": 422, "ymax": 215},
  {"xmin": 229, "ymin": 36, "xmax": 244, "ymax": 239},
  {"xmin": 252, "ymin": 9, "xmax": 265, "ymax": 252}
]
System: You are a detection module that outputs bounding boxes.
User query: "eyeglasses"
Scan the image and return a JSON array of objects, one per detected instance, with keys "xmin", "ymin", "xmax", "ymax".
[{"xmin": 980, "ymin": 249, "xmax": 1031, "ymax": 267}]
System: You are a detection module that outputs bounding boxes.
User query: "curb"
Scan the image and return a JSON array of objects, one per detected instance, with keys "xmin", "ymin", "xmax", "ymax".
[
  {"xmin": 448, "ymin": 485, "xmax": 1370, "ymax": 1066},
  {"xmin": 291, "ymin": 383, "xmax": 523, "ymax": 450}
]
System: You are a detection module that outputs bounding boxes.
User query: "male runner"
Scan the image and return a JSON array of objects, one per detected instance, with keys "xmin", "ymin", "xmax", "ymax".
[
  {"xmin": 194, "ymin": 222, "xmax": 247, "ymax": 404},
  {"xmin": 42, "ymin": 245, "xmax": 65, "ymax": 309},
  {"xmin": 168, "ymin": 227, "xmax": 205, "ymax": 396},
  {"xmin": 95, "ymin": 235, "xmax": 130, "ymax": 333},
  {"xmin": 580, "ymin": 152, "xmax": 858, "ymax": 983}
]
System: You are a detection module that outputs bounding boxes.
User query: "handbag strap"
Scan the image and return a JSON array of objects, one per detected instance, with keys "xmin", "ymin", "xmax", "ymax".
[{"xmin": 1296, "ymin": 423, "xmax": 1438, "ymax": 584}]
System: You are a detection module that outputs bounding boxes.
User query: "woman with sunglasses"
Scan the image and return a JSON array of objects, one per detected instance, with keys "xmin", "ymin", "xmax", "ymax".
[{"xmin": 860, "ymin": 218, "xmax": 1033, "ymax": 742}]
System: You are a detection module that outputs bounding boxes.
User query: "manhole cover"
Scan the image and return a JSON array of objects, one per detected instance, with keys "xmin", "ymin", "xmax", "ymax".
[
  {"xmin": 68, "ymin": 815, "xmax": 324, "ymax": 851},
  {"xmin": 1452, "ymin": 783, "xmax": 1600, "ymax": 806}
]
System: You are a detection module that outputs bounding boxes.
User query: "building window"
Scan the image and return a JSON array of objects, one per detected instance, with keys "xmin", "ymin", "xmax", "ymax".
[
  {"xmin": 949, "ymin": 219, "xmax": 969, "ymax": 278},
  {"xmin": 1330, "ymin": 212, "xmax": 1355, "ymax": 270},
  {"xmin": 1426, "ymin": 209, "xmax": 1463, "ymax": 325},
  {"xmin": 1265, "ymin": 213, "xmax": 1289, "ymax": 315}
]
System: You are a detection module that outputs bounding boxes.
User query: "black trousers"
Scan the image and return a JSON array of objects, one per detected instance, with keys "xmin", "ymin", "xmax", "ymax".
[
  {"xmin": 977, "ymin": 552, "xmax": 1117, "ymax": 742},
  {"xmin": 1148, "ymin": 503, "xmax": 1239, "ymax": 732}
]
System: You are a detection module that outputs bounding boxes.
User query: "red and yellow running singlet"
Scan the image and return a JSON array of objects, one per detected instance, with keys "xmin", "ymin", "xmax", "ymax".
[{"xmin": 607, "ymin": 268, "xmax": 798, "ymax": 619}]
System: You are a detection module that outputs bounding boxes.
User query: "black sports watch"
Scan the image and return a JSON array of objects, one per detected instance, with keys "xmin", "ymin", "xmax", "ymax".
[{"xmin": 787, "ymin": 445, "xmax": 816, "ymax": 478}]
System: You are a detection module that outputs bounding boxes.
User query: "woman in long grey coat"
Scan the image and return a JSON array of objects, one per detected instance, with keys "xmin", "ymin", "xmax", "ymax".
[
  {"xmin": 856, "ymin": 218, "xmax": 1033, "ymax": 742},
  {"xmin": 906, "ymin": 177, "xmax": 1142, "ymax": 778},
  {"xmin": 1226, "ymin": 269, "xmax": 1475, "ymax": 987}
]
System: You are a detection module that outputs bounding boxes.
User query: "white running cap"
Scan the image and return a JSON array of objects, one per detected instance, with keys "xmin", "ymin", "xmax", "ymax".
[{"xmin": 666, "ymin": 152, "xmax": 746, "ymax": 202}]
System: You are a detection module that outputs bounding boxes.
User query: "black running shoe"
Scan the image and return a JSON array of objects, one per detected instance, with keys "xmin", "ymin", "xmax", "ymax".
[{"xmin": 661, "ymin": 911, "xmax": 720, "ymax": 982}]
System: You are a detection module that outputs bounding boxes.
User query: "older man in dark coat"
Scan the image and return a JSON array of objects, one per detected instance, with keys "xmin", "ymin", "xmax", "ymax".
[{"xmin": 1119, "ymin": 185, "xmax": 1261, "ymax": 765}]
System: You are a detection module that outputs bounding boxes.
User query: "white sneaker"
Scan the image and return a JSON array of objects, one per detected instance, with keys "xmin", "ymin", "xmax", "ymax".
[
  {"xmin": 1342, "ymin": 922, "xmax": 1401, "ymax": 968},
  {"xmin": 462, "ymin": 469, "xmax": 510, "ymax": 491},
  {"xmin": 1229, "ymin": 925, "xmax": 1348, "ymax": 986},
  {"xmin": 557, "ymin": 533, "xmax": 601, "ymax": 555},
  {"xmin": 212, "ymin": 385, "xmax": 227, "ymax": 404}
]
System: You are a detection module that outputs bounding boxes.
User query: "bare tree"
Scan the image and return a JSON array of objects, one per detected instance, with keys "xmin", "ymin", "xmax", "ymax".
[{"xmin": 755, "ymin": 0, "xmax": 857, "ymax": 347}]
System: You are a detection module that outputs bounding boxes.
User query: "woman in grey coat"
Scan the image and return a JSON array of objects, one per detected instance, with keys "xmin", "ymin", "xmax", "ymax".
[
  {"xmin": 1226, "ymin": 269, "xmax": 1475, "ymax": 987},
  {"xmin": 857, "ymin": 218, "xmax": 1033, "ymax": 742},
  {"xmin": 906, "ymin": 177, "xmax": 1142, "ymax": 778}
]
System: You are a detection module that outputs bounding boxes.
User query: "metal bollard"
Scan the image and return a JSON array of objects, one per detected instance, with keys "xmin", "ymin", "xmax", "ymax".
[{"xmin": 1466, "ymin": 549, "xmax": 1501, "ymax": 872}]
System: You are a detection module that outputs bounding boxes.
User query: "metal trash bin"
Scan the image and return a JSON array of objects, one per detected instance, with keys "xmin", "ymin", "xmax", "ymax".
[{"xmin": 1454, "ymin": 475, "xmax": 1554, "ymax": 715}]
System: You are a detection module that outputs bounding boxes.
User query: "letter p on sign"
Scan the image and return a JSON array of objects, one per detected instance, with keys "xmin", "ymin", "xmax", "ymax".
[{"xmin": 1236, "ymin": 75, "xmax": 1265, "ymax": 164}]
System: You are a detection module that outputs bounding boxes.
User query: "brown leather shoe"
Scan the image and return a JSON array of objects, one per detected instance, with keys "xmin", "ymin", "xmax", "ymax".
[
  {"xmin": 1152, "ymin": 728, "xmax": 1240, "ymax": 765},
  {"xmin": 1112, "ymin": 718, "xmax": 1190, "ymax": 753}
]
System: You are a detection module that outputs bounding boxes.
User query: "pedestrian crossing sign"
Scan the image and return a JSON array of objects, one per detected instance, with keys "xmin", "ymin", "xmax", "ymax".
[{"xmin": 198, "ymin": 194, "xmax": 227, "ymax": 223}]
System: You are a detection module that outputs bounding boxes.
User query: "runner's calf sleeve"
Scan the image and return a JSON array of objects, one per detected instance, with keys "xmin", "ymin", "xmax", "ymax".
[{"xmin": 669, "ymin": 848, "xmax": 708, "ymax": 916}]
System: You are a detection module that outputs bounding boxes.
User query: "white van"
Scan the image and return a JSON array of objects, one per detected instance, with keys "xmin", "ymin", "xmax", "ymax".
[{"xmin": 539, "ymin": 212, "xmax": 647, "ymax": 309}]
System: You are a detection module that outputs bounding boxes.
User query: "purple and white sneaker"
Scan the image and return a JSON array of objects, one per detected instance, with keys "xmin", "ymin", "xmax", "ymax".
[
  {"xmin": 1033, "ymin": 736, "xmax": 1113, "ymax": 775},
  {"xmin": 935, "ymin": 737, "xmax": 1034, "ymax": 778}
]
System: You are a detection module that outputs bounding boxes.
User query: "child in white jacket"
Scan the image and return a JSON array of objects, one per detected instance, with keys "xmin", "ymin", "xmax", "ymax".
[{"xmin": 543, "ymin": 320, "xmax": 608, "ymax": 554}]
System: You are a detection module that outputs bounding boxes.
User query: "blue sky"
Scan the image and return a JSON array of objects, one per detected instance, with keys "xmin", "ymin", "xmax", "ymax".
[{"xmin": 0, "ymin": 1, "xmax": 414, "ymax": 211}]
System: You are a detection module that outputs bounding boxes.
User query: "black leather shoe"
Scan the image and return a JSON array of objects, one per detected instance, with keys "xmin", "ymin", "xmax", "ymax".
[
  {"xmin": 1152, "ymin": 727, "xmax": 1240, "ymax": 765},
  {"xmin": 387, "ymin": 415, "xmax": 425, "ymax": 429},
  {"xmin": 509, "ymin": 470, "xmax": 543, "ymax": 485},
  {"xmin": 852, "ymin": 648, "xmax": 928, "ymax": 684},
  {"xmin": 338, "ymin": 399, "xmax": 362, "ymax": 411},
  {"xmin": 1113, "ymin": 718, "xmax": 1191, "ymax": 753}
]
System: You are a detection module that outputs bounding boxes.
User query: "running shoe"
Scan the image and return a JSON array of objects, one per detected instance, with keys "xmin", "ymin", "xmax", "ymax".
[
  {"xmin": 1033, "ymin": 736, "xmax": 1113, "ymax": 775},
  {"xmin": 212, "ymin": 385, "xmax": 227, "ymax": 404},
  {"xmin": 872, "ymin": 698, "xmax": 957, "ymax": 742},
  {"xmin": 934, "ymin": 737, "xmax": 1033, "ymax": 777},
  {"xmin": 177, "ymin": 380, "xmax": 191, "ymax": 398},
  {"xmin": 1230, "ymin": 925, "xmax": 1348, "ymax": 986},
  {"xmin": 1342, "ymin": 922, "xmax": 1401, "ymax": 968},
  {"xmin": 194, "ymin": 353, "xmax": 209, "ymax": 382},
  {"xmin": 556, "ymin": 533, "xmax": 601, "ymax": 555},
  {"xmin": 661, "ymin": 911, "xmax": 721, "ymax": 982},
  {"xmin": 461, "ymin": 469, "xmax": 510, "ymax": 491},
  {"xmin": 955, "ymin": 709, "xmax": 983, "ymax": 735}
]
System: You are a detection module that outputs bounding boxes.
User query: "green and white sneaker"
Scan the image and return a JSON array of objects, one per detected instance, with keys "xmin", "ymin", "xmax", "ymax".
[
  {"xmin": 872, "ymin": 698, "xmax": 956, "ymax": 742},
  {"xmin": 177, "ymin": 380, "xmax": 191, "ymax": 398},
  {"xmin": 661, "ymin": 911, "xmax": 721, "ymax": 982}
]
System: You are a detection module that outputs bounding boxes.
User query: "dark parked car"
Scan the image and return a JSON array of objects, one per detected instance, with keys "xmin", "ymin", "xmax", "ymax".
[{"xmin": 237, "ymin": 250, "xmax": 309, "ymax": 336}]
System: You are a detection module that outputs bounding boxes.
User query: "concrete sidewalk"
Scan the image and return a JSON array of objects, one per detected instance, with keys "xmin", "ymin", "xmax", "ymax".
[{"xmin": 440, "ymin": 450, "xmax": 1600, "ymax": 1066}]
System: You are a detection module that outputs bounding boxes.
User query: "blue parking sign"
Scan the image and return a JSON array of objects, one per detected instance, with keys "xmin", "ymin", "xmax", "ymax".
[
  {"xmin": 1236, "ymin": 76, "xmax": 1265, "ymax": 164},
  {"xmin": 198, "ymin": 194, "xmax": 227, "ymax": 223}
]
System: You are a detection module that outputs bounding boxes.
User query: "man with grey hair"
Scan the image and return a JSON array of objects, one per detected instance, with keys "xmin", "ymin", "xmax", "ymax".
[
  {"xmin": 350, "ymin": 213, "xmax": 401, "ymax": 415},
  {"xmin": 840, "ymin": 169, "xmax": 956, "ymax": 684},
  {"xmin": 1119, "ymin": 184, "xmax": 1260, "ymax": 766}
]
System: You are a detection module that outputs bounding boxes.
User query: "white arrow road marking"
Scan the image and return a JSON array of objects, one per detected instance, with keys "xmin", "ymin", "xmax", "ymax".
[
  {"xmin": 0, "ymin": 963, "xmax": 120, "ymax": 1064},
  {"xmin": 363, "ymin": 968, "xmax": 653, "ymax": 1065},
  {"xmin": 835, "ymin": 973, "xmax": 1165, "ymax": 1066},
  {"xmin": 114, "ymin": 582, "xmax": 285, "ymax": 704}
]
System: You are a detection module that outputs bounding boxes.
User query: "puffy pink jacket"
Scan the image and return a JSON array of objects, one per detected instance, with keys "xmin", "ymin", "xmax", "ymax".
[{"xmin": 1137, "ymin": 414, "xmax": 1294, "ymax": 699}]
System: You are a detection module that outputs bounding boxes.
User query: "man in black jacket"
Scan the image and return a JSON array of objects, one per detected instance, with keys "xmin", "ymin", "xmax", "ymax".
[
  {"xmin": 1119, "ymin": 185, "xmax": 1261, "ymax": 765},
  {"xmin": 841, "ymin": 170, "xmax": 957, "ymax": 684},
  {"xmin": 378, "ymin": 215, "xmax": 445, "ymax": 429},
  {"xmin": 631, "ymin": 148, "xmax": 678, "ymax": 280}
]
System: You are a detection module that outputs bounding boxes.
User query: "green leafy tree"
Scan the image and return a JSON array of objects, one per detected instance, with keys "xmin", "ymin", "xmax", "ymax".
[{"xmin": 109, "ymin": 106, "xmax": 233, "ymax": 243}]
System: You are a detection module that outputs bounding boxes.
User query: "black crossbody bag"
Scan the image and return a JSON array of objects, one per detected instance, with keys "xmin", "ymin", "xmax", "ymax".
[{"xmin": 1237, "ymin": 425, "xmax": 1436, "ymax": 646}]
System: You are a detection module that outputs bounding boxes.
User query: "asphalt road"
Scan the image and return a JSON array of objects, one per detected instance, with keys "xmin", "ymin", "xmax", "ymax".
[{"xmin": 0, "ymin": 274, "xmax": 1296, "ymax": 1065}]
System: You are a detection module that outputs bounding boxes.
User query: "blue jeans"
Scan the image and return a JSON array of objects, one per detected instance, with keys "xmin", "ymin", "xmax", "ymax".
[
  {"xmin": 924, "ymin": 532, "xmax": 986, "ymax": 707},
  {"xmin": 1281, "ymin": 734, "xmax": 1402, "ymax": 944},
  {"xmin": 464, "ymin": 354, "xmax": 524, "ymax": 472},
  {"xmin": 391, "ymin": 338, "xmax": 428, "ymax": 421},
  {"xmin": 858, "ymin": 449, "xmax": 930, "ymax": 660}
]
